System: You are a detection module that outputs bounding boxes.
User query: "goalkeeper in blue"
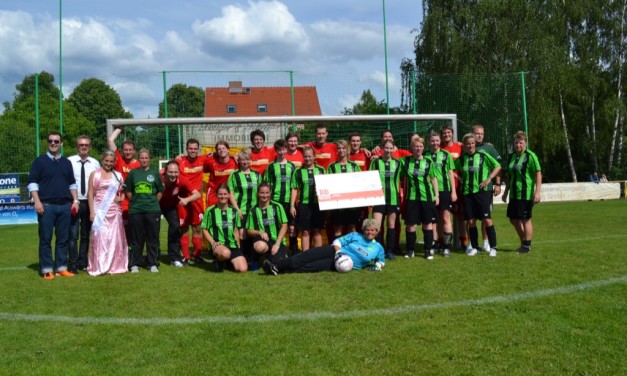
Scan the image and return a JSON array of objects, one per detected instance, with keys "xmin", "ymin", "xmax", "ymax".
[{"xmin": 262, "ymin": 219, "xmax": 386, "ymax": 275}]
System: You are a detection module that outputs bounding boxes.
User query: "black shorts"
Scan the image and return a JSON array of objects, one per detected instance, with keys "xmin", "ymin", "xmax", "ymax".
[
  {"xmin": 297, "ymin": 203, "xmax": 325, "ymax": 231},
  {"xmin": 507, "ymin": 199, "xmax": 534, "ymax": 220},
  {"xmin": 216, "ymin": 247, "xmax": 243, "ymax": 261},
  {"xmin": 404, "ymin": 200, "xmax": 438, "ymax": 226},
  {"xmin": 436, "ymin": 191, "xmax": 453, "ymax": 212},
  {"xmin": 330, "ymin": 208, "xmax": 360, "ymax": 227},
  {"xmin": 463, "ymin": 191, "xmax": 492, "ymax": 221},
  {"xmin": 373, "ymin": 204, "xmax": 400, "ymax": 215},
  {"xmin": 279, "ymin": 202, "xmax": 297, "ymax": 226}
]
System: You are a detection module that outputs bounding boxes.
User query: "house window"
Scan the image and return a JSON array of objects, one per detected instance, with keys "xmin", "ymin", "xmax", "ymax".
[
  {"xmin": 257, "ymin": 104, "xmax": 267, "ymax": 113},
  {"xmin": 226, "ymin": 104, "xmax": 237, "ymax": 113}
]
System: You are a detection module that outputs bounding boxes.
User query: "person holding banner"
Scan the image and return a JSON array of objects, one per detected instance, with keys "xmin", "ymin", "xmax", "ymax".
[
  {"xmin": 290, "ymin": 146, "xmax": 325, "ymax": 251},
  {"xmin": 400, "ymin": 137, "xmax": 439, "ymax": 260},
  {"xmin": 369, "ymin": 140, "xmax": 402, "ymax": 260},
  {"xmin": 502, "ymin": 131, "xmax": 542, "ymax": 254},
  {"xmin": 86, "ymin": 150, "xmax": 128, "ymax": 276},
  {"xmin": 327, "ymin": 140, "xmax": 361, "ymax": 239}
]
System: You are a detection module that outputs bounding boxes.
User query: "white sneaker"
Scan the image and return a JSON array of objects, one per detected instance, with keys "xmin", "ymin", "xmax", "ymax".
[
  {"xmin": 171, "ymin": 260, "xmax": 184, "ymax": 268},
  {"xmin": 443, "ymin": 248, "xmax": 451, "ymax": 257},
  {"xmin": 482, "ymin": 241, "xmax": 490, "ymax": 253},
  {"xmin": 465, "ymin": 248, "xmax": 478, "ymax": 256},
  {"xmin": 130, "ymin": 266, "xmax": 139, "ymax": 273},
  {"xmin": 489, "ymin": 248, "xmax": 497, "ymax": 257},
  {"xmin": 149, "ymin": 265, "xmax": 159, "ymax": 273}
]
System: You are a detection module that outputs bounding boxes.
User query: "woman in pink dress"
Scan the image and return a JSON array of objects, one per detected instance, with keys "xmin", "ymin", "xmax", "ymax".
[{"xmin": 87, "ymin": 150, "xmax": 128, "ymax": 276}]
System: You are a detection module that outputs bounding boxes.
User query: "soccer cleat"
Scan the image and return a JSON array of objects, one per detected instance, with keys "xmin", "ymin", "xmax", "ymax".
[
  {"xmin": 489, "ymin": 248, "xmax": 497, "ymax": 257},
  {"xmin": 482, "ymin": 241, "xmax": 490, "ymax": 253},
  {"xmin": 171, "ymin": 260, "xmax": 184, "ymax": 268},
  {"xmin": 262, "ymin": 260, "xmax": 278, "ymax": 276},
  {"xmin": 517, "ymin": 246, "xmax": 531, "ymax": 254},
  {"xmin": 55, "ymin": 270, "xmax": 75, "ymax": 277},
  {"xmin": 465, "ymin": 248, "xmax": 478, "ymax": 256},
  {"xmin": 385, "ymin": 252, "xmax": 395, "ymax": 260},
  {"xmin": 404, "ymin": 250, "xmax": 415, "ymax": 259},
  {"xmin": 42, "ymin": 272, "xmax": 55, "ymax": 280},
  {"xmin": 130, "ymin": 266, "xmax": 140, "ymax": 273},
  {"xmin": 425, "ymin": 250, "xmax": 434, "ymax": 260},
  {"xmin": 181, "ymin": 258, "xmax": 190, "ymax": 266},
  {"xmin": 443, "ymin": 248, "xmax": 451, "ymax": 257},
  {"xmin": 149, "ymin": 265, "xmax": 159, "ymax": 273}
]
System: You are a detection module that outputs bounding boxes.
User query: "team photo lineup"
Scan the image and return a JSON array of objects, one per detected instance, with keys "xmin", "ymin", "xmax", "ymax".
[{"xmin": 28, "ymin": 122, "xmax": 542, "ymax": 279}]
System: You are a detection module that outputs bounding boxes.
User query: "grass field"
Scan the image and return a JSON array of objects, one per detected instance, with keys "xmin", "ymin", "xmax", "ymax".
[{"xmin": 0, "ymin": 200, "xmax": 625, "ymax": 375}]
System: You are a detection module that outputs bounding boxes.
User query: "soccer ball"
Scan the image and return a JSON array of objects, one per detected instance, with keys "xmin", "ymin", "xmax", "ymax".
[{"xmin": 334, "ymin": 254, "xmax": 353, "ymax": 273}]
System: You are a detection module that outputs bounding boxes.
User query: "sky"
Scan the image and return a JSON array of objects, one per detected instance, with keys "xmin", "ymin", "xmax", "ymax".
[{"xmin": 0, "ymin": 0, "xmax": 423, "ymax": 117}]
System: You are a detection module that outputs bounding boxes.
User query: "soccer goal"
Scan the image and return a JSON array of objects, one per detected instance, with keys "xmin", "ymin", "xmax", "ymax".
[{"xmin": 106, "ymin": 114, "xmax": 458, "ymax": 159}]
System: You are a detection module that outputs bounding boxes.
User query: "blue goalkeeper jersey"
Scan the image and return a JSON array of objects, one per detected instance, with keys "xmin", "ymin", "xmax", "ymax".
[{"xmin": 335, "ymin": 232, "xmax": 385, "ymax": 270}]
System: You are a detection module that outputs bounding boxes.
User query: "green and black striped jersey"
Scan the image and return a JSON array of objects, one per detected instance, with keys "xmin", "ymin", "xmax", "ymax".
[
  {"xmin": 369, "ymin": 158, "xmax": 402, "ymax": 206},
  {"xmin": 227, "ymin": 170, "xmax": 261, "ymax": 212},
  {"xmin": 264, "ymin": 161, "xmax": 296, "ymax": 204},
  {"xmin": 400, "ymin": 156, "xmax": 437, "ymax": 202},
  {"xmin": 455, "ymin": 151, "xmax": 501, "ymax": 195},
  {"xmin": 246, "ymin": 203, "xmax": 289, "ymax": 245},
  {"xmin": 291, "ymin": 166, "xmax": 325, "ymax": 204},
  {"xmin": 327, "ymin": 161, "xmax": 361, "ymax": 174},
  {"xmin": 506, "ymin": 149, "xmax": 541, "ymax": 200},
  {"xmin": 427, "ymin": 149, "xmax": 455, "ymax": 192},
  {"xmin": 201, "ymin": 205, "xmax": 241, "ymax": 249}
]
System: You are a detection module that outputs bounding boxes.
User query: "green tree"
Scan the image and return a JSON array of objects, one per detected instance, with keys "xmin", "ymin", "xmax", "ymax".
[
  {"xmin": 0, "ymin": 71, "xmax": 95, "ymax": 173},
  {"xmin": 67, "ymin": 78, "xmax": 132, "ymax": 153}
]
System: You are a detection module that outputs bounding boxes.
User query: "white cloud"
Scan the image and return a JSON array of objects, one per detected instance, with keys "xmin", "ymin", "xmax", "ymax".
[{"xmin": 192, "ymin": 1, "xmax": 309, "ymax": 60}]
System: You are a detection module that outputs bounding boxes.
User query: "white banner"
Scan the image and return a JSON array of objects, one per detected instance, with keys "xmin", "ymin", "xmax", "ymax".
[
  {"xmin": 315, "ymin": 171, "xmax": 384, "ymax": 211},
  {"xmin": 497, "ymin": 182, "xmax": 622, "ymax": 204}
]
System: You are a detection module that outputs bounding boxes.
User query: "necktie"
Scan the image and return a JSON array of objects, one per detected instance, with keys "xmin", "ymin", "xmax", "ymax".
[{"xmin": 80, "ymin": 160, "xmax": 87, "ymax": 196}]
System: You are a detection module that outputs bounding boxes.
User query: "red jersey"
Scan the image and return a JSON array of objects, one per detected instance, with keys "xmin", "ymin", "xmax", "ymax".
[
  {"xmin": 442, "ymin": 141, "xmax": 463, "ymax": 189},
  {"xmin": 306, "ymin": 142, "xmax": 337, "ymax": 170},
  {"xmin": 160, "ymin": 176, "xmax": 194, "ymax": 209},
  {"xmin": 204, "ymin": 156, "xmax": 238, "ymax": 206},
  {"xmin": 115, "ymin": 149, "xmax": 140, "ymax": 212},
  {"xmin": 176, "ymin": 155, "xmax": 209, "ymax": 191},
  {"xmin": 349, "ymin": 150, "xmax": 370, "ymax": 171},
  {"xmin": 250, "ymin": 146, "xmax": 276, "ymax": 175},
  {"xmin": 373, "ymin": 147, "xmax": 411, "ymax": 159},
  {"xmin": 441, "ymin": 142, "xmax": 463, "ymax": 160},
  {"xmin": 284, "ymin": 150, "xmax": 304, "ymax": 168}
]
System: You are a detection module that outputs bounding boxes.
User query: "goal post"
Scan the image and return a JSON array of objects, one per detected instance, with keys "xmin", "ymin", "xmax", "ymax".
[{"xmin": 106, "ymin": 114, "xmax": 458, "ymax": 159}]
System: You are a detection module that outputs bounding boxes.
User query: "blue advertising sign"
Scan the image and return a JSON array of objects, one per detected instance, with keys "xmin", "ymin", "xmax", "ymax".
[
  {"xmin": 0, "ymin": 173, "xmax": 21, "ymax": 203},
  {"xmin": 0, "ymin": 203, "xmax": 37, "ymax": 225}
]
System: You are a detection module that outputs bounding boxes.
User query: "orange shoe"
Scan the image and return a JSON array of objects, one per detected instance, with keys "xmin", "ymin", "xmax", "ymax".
[
  {"xmin": 55, "ymin": 270, "xmax": 75, "ymax": 277},
  {"xmin": 42, "ymin": 272, "xmax": 55, "ymax": 280}
]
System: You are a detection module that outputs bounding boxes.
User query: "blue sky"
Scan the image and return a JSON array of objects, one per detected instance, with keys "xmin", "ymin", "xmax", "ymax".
[{"xmin": 1, "ymin": 1, "xmax": 422, "ymax": 116}]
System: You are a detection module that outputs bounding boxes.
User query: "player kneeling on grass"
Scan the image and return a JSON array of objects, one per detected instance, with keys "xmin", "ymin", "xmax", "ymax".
[
  {"xmin": 201, "ymin": 184, "xmax": 247, "ymax": 273},
  {"xmin": 262, "ymin": 219, "xmax": 385, "ymax": 275},
  {"xmin": 246, "ymin": 182, "xmax": 290, "ymax": 265}
]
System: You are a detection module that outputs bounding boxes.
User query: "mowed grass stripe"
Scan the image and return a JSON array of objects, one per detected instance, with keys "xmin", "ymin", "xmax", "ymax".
[{"xmin": 1, "ymin": 275, "xmax": 624, "ymax": 325}]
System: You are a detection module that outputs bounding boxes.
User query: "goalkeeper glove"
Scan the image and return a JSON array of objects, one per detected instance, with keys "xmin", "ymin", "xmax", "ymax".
[{"xmin": 369, "ymin": 262, "xmax": 383, "ymax": 272}]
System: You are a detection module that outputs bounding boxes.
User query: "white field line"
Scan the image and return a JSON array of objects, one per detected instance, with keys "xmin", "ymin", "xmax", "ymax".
[
  {"xmin": 3, "ymin": 235, "xmax": 627, "ymax": 273},
  {"xmin": 0, "ymin": 275, "xmax": 625, "ymax": 326}
]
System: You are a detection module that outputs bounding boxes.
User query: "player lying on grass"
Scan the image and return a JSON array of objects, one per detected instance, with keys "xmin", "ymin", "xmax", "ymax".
[{"xmin": 261, "ymin": 218, "xmax": 385, "ymax": 275}]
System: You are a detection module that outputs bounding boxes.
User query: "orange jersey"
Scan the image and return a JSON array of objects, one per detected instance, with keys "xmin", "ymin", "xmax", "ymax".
[
  {"xmin": 285, "ymin": 150, "xmax": 304, "ymax": 168},
  {"xmin": 177, "ymin": 155, "xmax": 209, "ymax": 191},
  {"xmin": 204, "ymin": 156, "xmax": 238, "ymax": 206},
  {"xmin": 306, "ymin": 142, "xmax": 337, "ymax": 170},
  {"xmin": 349, "ymin": 150, "xmax": 370, "ymax": 171},
  {"xmin": 249, "ymin": 146, "xmax": 276, "ymax": 175}
]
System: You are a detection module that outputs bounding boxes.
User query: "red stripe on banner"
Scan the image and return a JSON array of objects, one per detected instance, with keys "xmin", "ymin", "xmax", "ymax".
[{"xmin": 318, "ymin": 189, "xmax": 383, "ymax": 202}]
